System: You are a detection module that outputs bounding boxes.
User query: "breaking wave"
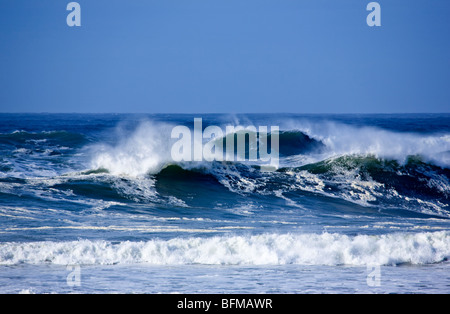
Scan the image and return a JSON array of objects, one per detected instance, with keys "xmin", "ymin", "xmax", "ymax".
[
  {"xmin": 1, "ymin": 120, "xmax": 449, "ymax": 218},
  {"xmin": 81, "ymin": 119, "xmax": 450, "ymax": 217},
  {"xmin": 1, "ymin": 232, "xmax": 449, "ymax": 266}
]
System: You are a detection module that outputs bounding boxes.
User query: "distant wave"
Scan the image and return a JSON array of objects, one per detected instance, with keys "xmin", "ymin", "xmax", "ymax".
[
  {"xmin": 0, "ymin": 130, "xmax": 87, "ymax": 146},
  {"xmin": 1, "ymin": 232, "xmax": 449, "ymax": 266}
]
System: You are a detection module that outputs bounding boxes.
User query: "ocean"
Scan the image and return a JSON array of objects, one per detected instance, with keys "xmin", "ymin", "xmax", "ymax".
[{"xmin": 0, "ymin": 113, "xmax": 449, "ymax": 294}]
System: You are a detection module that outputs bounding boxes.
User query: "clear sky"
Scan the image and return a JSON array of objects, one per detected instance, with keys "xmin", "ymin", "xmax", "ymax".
[{"xmin": 0, "ymin": 0, "xmax": 449, "ymax": 113}]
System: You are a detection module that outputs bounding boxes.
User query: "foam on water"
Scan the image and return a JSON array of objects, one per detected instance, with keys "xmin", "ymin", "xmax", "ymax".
[{"xmin": 1, "ymin": 231, "xmax": 449, "ymax": 266}]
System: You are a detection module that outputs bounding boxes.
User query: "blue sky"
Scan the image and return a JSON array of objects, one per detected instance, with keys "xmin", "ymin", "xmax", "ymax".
[{"xmin": 0, "ymin": 0, "xmax": 449, "ymax": 113}]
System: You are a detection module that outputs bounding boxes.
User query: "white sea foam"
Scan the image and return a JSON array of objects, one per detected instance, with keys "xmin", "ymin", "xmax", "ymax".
[
  {"xmin": 285, "ymin": 120, "xmax": 450, "ymax": 168},
  {"xmin": 89, "ymin": 121, "xmax": 175, "ymax": 177},
  {"xmin": 1, "ymin": 232, "xmax": 449, "ymax": 266}
]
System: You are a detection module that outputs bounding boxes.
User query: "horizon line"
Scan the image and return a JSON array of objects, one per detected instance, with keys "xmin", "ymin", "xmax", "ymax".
[{"xmin": 1, "ymin": 112, "xmax": 449, "ymax": 115}]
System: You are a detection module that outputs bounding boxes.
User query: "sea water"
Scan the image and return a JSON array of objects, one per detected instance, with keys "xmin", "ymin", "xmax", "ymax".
[{"xmin": 0, "ymin": 113, "xmax": 449, "ymax": 293}]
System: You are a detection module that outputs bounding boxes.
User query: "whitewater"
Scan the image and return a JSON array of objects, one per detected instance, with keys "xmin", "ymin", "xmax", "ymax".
[{"xmin": 0, "ymin": 113, "xmax": 449, "ymax": 293}]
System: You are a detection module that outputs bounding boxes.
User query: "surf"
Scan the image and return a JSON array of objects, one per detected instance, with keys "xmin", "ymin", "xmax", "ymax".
[{"xmin": 1, "ymin": 231, "xmax": 449, "ymax": 266}]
